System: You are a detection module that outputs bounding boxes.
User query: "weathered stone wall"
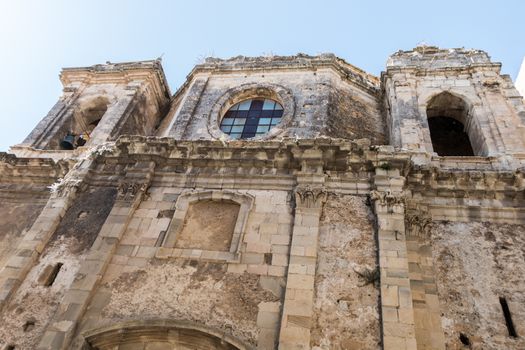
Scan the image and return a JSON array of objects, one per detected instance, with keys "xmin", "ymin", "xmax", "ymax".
[
  {"xmin": 327, "ymin": 81, "xmax": 385, "ymax": 144},
  {"xmin": 0, "ymin": 187, "xmax": 116, "ymax": 349},
  {"xmin": 109, "ymin": 91, "xmax": 164, "ymax": 140},
  {"xmin": 163, "ymin": 55, "xmax": 382, "ymax": 142},
  {"xmin": 50, "ymin": 187, "xmax": 117, "ymax": 252},
  {"xmin": 0, "ymin": 234, "xmax": 85, "ymax": 349},
  {"xmin": 175, "ymin": 200, "xmax": 240, "ymax": 250},
  {"xmin": 0, "ymin": 201, "xmax": 46, "ymax": 269},
  {"xmin": 84, "ymin": 261, "xmax": 278, "ymax": 347},
  {"xmin": 431, "ymin": 221, "xmax": 525, "ymax": 349},
  {"xmin": 312, "ymin": 195, "xmax": 380, "ymax": 349},
  {"xmin": 168, "ymin": 70, "xmax": 331, "ymax": 140},
  {"xmin": 72, "ymin": 188, "xmax": 293, "ymax": 348}
]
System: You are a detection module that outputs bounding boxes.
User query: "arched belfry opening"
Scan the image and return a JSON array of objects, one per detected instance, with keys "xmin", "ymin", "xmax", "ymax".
[
  {"xmin": 58, "ymin": 97, "xmax": 110, "ymax": 150},
  {"xmin": 426, "ymin": 92, "xmax": 475, "ymax": 156},
  {"xmin": 76, "ymin": 97, "xmax": 108, "ymax": 135}
]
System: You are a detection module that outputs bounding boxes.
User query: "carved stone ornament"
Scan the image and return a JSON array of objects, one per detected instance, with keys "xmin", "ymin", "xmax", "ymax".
[
  {"xmin": 295, "ymin": 185, "xmax": 328, "ymax": 209},
  {"xmin": 48, "ymin": 177, "xmax": 84, "ymax": 198},
  {"xmin": 0, "ymin": 153, "xmax": 16, "ymax": 165},
  {"xmin": 405, "ymin": 211, "xmax": 433, "ymax": 239},
  {"xmin": 370, "ymin": 189, "xmax": 404, "ymax": 207},
  {"xmin": 117, "ymin": 182, "xmax": 148, "ymax": 201}
]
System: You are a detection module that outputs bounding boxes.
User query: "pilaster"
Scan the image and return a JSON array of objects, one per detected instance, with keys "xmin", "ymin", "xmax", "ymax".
[
  {"xmin": 36, "ymin": 161, "xmax": 155, "ymax": 350},
  {"xmin": 0, "ymin": 162, "xmax": 87, "ymax": 312},
  {"xmin": 405, "ymin": 210, "xmax": 446, "ymax": 350},
  {"xmin": 372, "ymin": 168, "xmax": 417, "ymax": 350},
  {"xmin": 278, "ymin": 182, "xmax": 326, "ymax": 350}
]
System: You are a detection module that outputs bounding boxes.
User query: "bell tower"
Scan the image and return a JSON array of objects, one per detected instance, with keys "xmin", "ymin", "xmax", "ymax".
[
  {"xmin": 382, "ymin": 46, "xmax": 525, "ymax": 159},
  {"xmin": 14, "ymin": 60, "xmax": 170, "ymax": 156}
]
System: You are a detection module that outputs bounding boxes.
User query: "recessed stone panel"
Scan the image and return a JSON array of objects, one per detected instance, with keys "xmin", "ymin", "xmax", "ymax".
[{"xmin": 175, "ymin": 200, "xmax": 240, "ymax": 251}]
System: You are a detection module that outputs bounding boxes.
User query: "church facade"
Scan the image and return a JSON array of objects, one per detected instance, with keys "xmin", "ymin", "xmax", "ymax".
[{"xmin": 0, "ymin": 46, "xmax": 524, "ymax": 349}]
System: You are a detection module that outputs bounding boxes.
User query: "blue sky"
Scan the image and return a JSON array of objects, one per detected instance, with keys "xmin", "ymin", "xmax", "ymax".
[{"xmin": 0, "ymin": 0, "xmax": 524, "ymax": 151}]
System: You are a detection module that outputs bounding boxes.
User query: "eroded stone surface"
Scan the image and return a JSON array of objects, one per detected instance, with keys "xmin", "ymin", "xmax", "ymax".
[
  {"xmin": 176, "ymin": 200, "xmax": 239, "ymax": 250},
  {"xmin": 432, "ymin": 222, "xmax": 525, "ymax": 350},
  {"xmin": 98, "ymin": 260, "xmax": 279, "ymax": 347},
  {"xmin": 312, "ymin": 195, "xmax": 380, "ymax": 350},
  {"xmin": 0, "ymin": 202, "xmax": 46, "ymax": 268},
  {"xmin": 0, "ymin": 237, "xmax": 83, "ymax": 349}
]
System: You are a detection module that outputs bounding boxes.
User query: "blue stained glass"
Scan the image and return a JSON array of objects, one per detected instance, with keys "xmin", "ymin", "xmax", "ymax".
[
  {"xmin": 257, "ymin": 125, "xmax": 270, "ymax": 133},
  {"xmin": 220, "ymin": 98, "xmax": 284, "ymax": 139},
  {"xmin": 238, "ymin": 100, "xmax": 251, "ymax": 110},
  {"xmin": 261, "ymin": 110, "xmax": 273, "ymax": 118},
  {"xmin": 222, "ymin": 118, "xmax": 234, "ymax": 125},
  {"xmin": 244, "ymin": 125, "xmax": 257, "ymax": 133},
  {"xmin": 263, "ymin": 99, "xmax": 275, "ymax": 110},
  {"xmin": 250, "ymin": 99, "xmax": 264, "ymax": 110}
]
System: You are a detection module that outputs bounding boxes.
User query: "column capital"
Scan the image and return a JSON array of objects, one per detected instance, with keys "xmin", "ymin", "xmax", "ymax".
[
  {"xmin": 405, "ymin": 210, "xmax": 433, "ymax": 239},
  {"xmin": 295, "ymin": 185, "xmax": 328, "ymax": 209},
  {"xmin": 370, "ymin": 189, "xmax": 404, "ymax": 205},
  {"xmin": 116, "ymin": 181, "xmax": 149, "ymax": 202}
]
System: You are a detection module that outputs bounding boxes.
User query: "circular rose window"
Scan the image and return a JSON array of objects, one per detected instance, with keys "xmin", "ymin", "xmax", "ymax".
[{"xmin": 219, "ymin": 98, "xmax": 283, "ymax": 139}]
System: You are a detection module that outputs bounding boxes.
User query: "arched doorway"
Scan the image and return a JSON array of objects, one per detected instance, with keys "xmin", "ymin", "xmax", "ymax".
[
  {"xmin": 426, "ymin": 92, "xmax": 475, "ymax": 156},
  {"xmin": 83, "ymin": 320, "xmax": 250, "ymax": 350}
]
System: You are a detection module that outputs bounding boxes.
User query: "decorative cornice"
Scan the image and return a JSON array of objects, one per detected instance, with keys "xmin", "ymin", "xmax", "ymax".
[
  {"xmin": 186, "ymin": 53, "xmax": 380, "ymax": 96},
  {"xmin": 60, "ymin": 59, "xmax": 171, "ymax": 107},
  {"xmin": 51, "ymin": 178, "xmax": 83, "ymax": 198},
  {"xmin": 99, "ymin": 136, "xmax": 376, "ymax": 173},
  {"xmin": 0, "ymin": 152, "xmax": 69, "ymax": 187},
  {"xmin": 406, "ymin": 167, "xmax": 525, "ymax": 199},
  {"xmin": 384, "ymin": 46, "xmax": 501, "ymax": 75}
]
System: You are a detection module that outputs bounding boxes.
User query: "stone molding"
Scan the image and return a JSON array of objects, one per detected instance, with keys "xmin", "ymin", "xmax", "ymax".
[
  {"xmin": 190, "ymin": 53, "xmax": 380, "ymax": 95},
  {"xmin": 207, "ymin": 82, "xmax": 296, "ymax": 141},
  {"xmin": 160, "ymin": 190, "xmax": 254, "ymax": 261},
  {"xmin": 83, "ymin": 319, "xmax": 252, "ymax": 350},
  {"xmin": 59, "ymin": 59, "xmax": 171, "ymax": 104}
]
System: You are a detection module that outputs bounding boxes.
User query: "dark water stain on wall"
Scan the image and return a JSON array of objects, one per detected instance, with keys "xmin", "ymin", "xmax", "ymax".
[{"xmin": 50, "ymin": 187, "xmax": 117, "ymax": 252}]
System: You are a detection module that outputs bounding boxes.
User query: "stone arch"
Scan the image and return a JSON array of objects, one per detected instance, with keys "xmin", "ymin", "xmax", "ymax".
[
  {"xmin": 425, "ymin": 92, "xmax": 480, "ymax": 156},
  {"xmin": 162, "ymin": 190, "xmax": 254, "ymax": 257},
  {"xmin": 83, "ymin": 319, "xmax": 252, "ymax": 350},
  {"xmin": 72, "ymin": 96, "xmax": 111, "ymax": 138},
  {"xmin": 51, "ymin": 96, "xmax": 112, "ymax": 150},
  {"xmin": 207, "ymin": 83, "xmax": 296, "ymax": 141}
]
